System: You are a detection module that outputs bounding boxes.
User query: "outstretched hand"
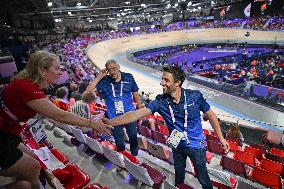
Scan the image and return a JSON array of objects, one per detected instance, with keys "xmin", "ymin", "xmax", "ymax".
[
  {"xmin": 220, "ymin": 138, "xmax": 230, "ymax": 153},
  {"xmin": 102, "ymin": 118, "xmax": 112, "ymax": 126},
  {"xmin": 91, "ymin": 119, "xmax": 113, "ymax": 136}
]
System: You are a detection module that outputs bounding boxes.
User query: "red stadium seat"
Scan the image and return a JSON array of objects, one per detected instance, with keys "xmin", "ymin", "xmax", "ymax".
[
  {"xmin": 206, "ymin": 134, "xmax": 219, "ymax": 143},
  {"xmin": 50, "ymin": 148, "xmax": 69, "ymax": 164},
  {"xmin": 153, "ymin": 131, "xmax": 168, "ymax": 144},
  {"xmin": 207, "ymin": 140, "xmax": 226, "ymax": 155},
  {"xmin": 139, "ymin": 126, "xmax": 153, "ymax": 139},
  {"xmin": 52, "ymin": 164, "xmax": 91, "ymax": 189},
  {"xmin": 158, "ymin": 125, "xmax": 169, "ymax": 136},
  {"xmin": 260, "ymin": 159, "xmax": 284, "ymax": 176},
  {"xmin": 251, "ymin": 167, "xmax": 282, "ymax": 189},
  {"xmin": 244, "ymin": 146, "xmax": 263, "ymax": 160},
  {"xmin": 203, "ymin": 129, "xmax": 210, "ymax": 137},
  {"xmin": 234, "ymin": 150, "xmax": 256, "ymax": 166},
  {"xmin": 220, "ymin": 156, "xmax": 246, "ymax": 178},
  {"xmin": 266, "ymin": 152, "xmax": 284, "ymax": 164},
  {"xmin": 227, "ymin": 140, "xmax": 241, "ymax": 153},
  {"xmin": 270, "ymin": 148, "xmax": 284, "ymax": 158},
  {"xmin": 250, "ymin": 143, "xmax": 266, "ymax": 154}
]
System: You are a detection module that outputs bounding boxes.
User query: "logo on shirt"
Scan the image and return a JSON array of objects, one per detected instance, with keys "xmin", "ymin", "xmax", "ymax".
[{"xmin": 187, "ymin": 103, "xmax": 195, "ymax": 107}]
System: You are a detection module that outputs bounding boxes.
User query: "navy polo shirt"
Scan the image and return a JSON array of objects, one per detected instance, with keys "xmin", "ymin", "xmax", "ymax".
[
  {"xmin": 146, "ymin": 88, "xmax": 210, "ymax": 149},
  {"xmin": 96, "ymin": 72, "xmax": 139, "ymax": 119}
]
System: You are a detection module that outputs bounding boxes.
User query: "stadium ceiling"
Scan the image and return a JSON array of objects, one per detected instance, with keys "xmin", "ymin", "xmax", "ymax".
[{"xmin": 0, "ymin": 0, "xmax": 242, "ymax": 28}]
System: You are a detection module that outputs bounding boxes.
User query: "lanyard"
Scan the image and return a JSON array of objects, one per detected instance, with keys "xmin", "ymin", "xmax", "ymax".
[
  {"xmin": 169, "ymin": 91, "xmax": 188, "ymax": 130},
  {"xmin": 111, "ymin": 83, "xmax": 123, "ymax": 98}
]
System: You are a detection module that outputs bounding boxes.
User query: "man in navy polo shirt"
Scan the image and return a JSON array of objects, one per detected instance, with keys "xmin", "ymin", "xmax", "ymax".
[
  {"xmin": 104, "ymin": 65, "xmax": 229, "ymax": 189},
  {"xmin": 87, "ymin": 59, "xmax": 142, "ymax": 156}
]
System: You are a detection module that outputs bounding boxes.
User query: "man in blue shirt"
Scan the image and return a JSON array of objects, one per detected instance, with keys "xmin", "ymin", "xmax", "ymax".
[
  {"xmin": 104, "ymin": 65, "xmax": 229, "ymax": 189},
  {"xmin": 87, "ymin": 59, "xmax": 142, "ymax": 156}
]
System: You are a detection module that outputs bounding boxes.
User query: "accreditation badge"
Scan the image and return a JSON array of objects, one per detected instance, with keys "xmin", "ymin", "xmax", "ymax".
[{"xmin": 114, "ymin": 100, "xmax": 124, "ymax": 114}]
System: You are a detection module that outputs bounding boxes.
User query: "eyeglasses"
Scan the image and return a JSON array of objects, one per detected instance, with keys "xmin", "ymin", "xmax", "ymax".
[{"xmin": 107, "ymin": 66, "xmax": 119, "ymax": 72}]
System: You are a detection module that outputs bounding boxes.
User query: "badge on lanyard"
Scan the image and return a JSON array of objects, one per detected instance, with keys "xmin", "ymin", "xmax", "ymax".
[
  {"xmin": 167, "ymin": 91, "xmax": 190, "ymax": 148},
  {"xmin": 114, "ymin": 100, "xmax": 124, "ymax": 114},
  {"xmin": 111, "ymin": 83, "xmax": 125, "ymax": 115}
]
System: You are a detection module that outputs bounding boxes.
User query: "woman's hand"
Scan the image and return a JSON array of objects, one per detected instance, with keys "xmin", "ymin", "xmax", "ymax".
[{"xmin": 90, "ymin": 119, "xmax": 113, "ymax": 136}]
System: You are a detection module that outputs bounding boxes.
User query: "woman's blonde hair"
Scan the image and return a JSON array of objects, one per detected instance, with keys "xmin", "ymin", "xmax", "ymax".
[{"xmin": 13, "ymin": 50, "xmax": 58, "ymax": 86}]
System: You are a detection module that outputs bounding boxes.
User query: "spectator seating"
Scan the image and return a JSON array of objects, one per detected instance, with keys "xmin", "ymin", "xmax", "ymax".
[
  {"xmin": 234, "ymin": 150, "xmax": 256, "ymax": 166},
  {"xmin": 227, "ymin": 140, "xmax": 241, "ymax": 153},
  {"xmin": 207, "ymin": 140, "xmax": 226, "ymax": 155},
  {"xmin": 83, "ymin": 183, "xmax": 108, "ymax": 189},
  {"xmin": 266, "ymin": 152, "xmax": 284, "ymax": 164},
  {"xmin": 71, "ymin": 127, "xmax": 87, "ymax": 144},
  {"xmin": 164, "ymin": 180, "xmax": 194, "ymax": 189},
  {"xmin": 52, "ymin": 164, "xmax": 91, "ymax": 189},
  {"xmin": 124, "ymin": 157, "xmax": 166, "ymax": 189},
  {"xmin": 220, "ymin": 156, "xmax": 247, "ymax": 178},
  {"xmin": 244, "ymin": 146, "xmax": 263, "ymax": 160},
  {"xmin": 259, "ymin": 158, "xmax": 284, "ymax": 177},
  {"xmin": 137, "ymin": 136, "xmax": 148, "ymax": 151},
  {"xmin": 101, "ymin": 142, "xmax": 125, "ymax": 170},
  {"xmin": 146, "ymin": 140, "xmax": 170, "ymax": 161},
  {"xmin": 85, "ymin": 135, "xmax": 104, "ymax": 155},
  {"xmin": 270, "ymin": 148, "xmax": 284, "ymax": 158},
  {"xmin": 153, "ymin": 131, "xmax": 168, "ymax": 144},
  {"xmin": 139, "ymin": 125, "xmax": 153, "ymax": 139},
  {"xmin": 50, "ymin": 148, "xmax": 70, "ymax": 165},
  {"xmin": 250, "ymin": 167, "xmax": 282, "ymax": 189},
  {"xmin": 250, "ymin": 143, "xmax": 266, "ymax": 154}
]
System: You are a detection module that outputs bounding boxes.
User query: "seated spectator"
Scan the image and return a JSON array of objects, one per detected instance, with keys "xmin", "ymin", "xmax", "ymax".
[
  {"xmin": 53, "ymin": 86, "xmax": 69, "ymax": 111},
  {"xmin": 71, "ymin": 91, "xmax": 103, "ymax": 134},
  {"xmin": 226, "ymin": 123, "xmax": 244, "ymax": 146},
  {"xmin": 0, "ymin": 50, "xmax": 112, "ymax": 189},
  {"xmin": 263, "ymin": 130, "xmax": 284, "ymax": 148}
]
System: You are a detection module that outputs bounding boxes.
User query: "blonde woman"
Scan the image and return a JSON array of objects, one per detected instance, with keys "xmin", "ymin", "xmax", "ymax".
[{"xmin": 0, "ymin": 51, "xmax": 112, "ymax": 189}]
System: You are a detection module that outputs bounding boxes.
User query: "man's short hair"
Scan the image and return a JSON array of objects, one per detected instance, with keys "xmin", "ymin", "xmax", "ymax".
[
  {"xmin": 105, "ymin": 59, "xmax": 117, "ymax": 68},
  {"xmin": 163, "ymin": 65, "xmax": 186, "ymax": 86}
]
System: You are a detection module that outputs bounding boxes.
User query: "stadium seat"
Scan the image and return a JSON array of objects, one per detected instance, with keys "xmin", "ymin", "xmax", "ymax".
[
  {"xmin": 124, "ymin": 157, "xmax": 166, "ymax": 189},
  {"xmin": 250, "ymin": 143, "xmax": 266, "ymax": 154},
  {"xmin": 227, "ymin": 140, "xmax": 241, "ymax": 153},
  {"xmin": 251, "ymin": 167, "xmax": 282, "ymax": 189},
  {"xmin": 146, "ymin": 140, "xmax": 170, "ymax": 161},
  {"xmin": 260, "ymin": 158, "xmax": 284, "ymax": 176},
  {"xmin": 83, "ymin": 183, "xmax": 108, "ymax": 189},
  {"xmin": 266, "ymin": 152, "xmax": 284, "ymax": 164},
  {"xmin": 155, "ymin": 115, "xmax": 165, "ymax": 126},
  {"xmin": 244, "ymin": 146, "xmax": 263, "ymax": 160},
  {"xmin": 137, "ymin": 136, "xmax": 148, "ymax": 151},
  {"xmin": 50, "ymin": 148, "xmax": 69, "ymax": 164},
  {"xmin": 203, "ymin": 129, "xmax": 210, "ymax": 137},
  {"xmin": 139, "ymin": 125, "xmax": 153, "ymax": 139},
  {"xmin": 102, "ymin": 142, "xmax": 125, "ymax": 169},
  {"xmin": 85, "ymin": 135, "xmax": 104, "ymax": 155},
  {"xmin": 207, "ymin": 140, "xmax": 226, "ymax": 155},
  {"xmin": 270, "ymin": 148, "xmax": 284, "ymax": 158},
  {"xmin": 206, "ymin": 134, "xmax": 220, "ymax": 143},
  {"xmin": 164, "ymin": 180, "xmax": 194, "ymax": 189},
  {"xmin": 159, "ymin": 125, "xmax": 169, "ymax": 136},
  {"xmin": 234, "ymin": 150, "xmax": 256, "ymax": 166},
  {"xmin": 220, "ymin": 156, "xmax": 246, "ymax": 178},
  {"xmin": 71, "ymin": 127, "xmax": 87, "ymax": 144},
  {"xmin": 52, "ymin": 164, "xmax": 91, "ymax": 189},
  {"xmin": 153, "ymin": 130, "xmax": 168, "ymax": 144}
]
